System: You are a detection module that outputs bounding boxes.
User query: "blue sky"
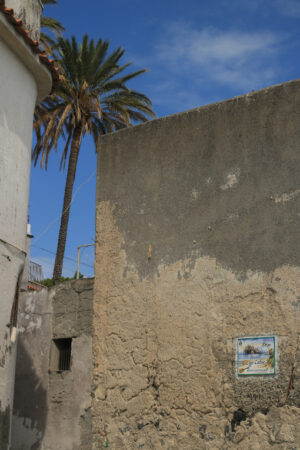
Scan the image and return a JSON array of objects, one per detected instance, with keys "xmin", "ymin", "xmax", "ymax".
[{"xmin": 30, "ymin": 0, "xmax": 300, "ymax": 278}]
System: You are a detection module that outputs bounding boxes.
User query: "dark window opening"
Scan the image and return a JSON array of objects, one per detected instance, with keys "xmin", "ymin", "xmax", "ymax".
[
  {"xmin": 10, "ymin": 290, "xmax": 19, "ymax": 329},
  {"xmin": 53, "ymin": 338, "xmax": 72, "ymax": 371}
]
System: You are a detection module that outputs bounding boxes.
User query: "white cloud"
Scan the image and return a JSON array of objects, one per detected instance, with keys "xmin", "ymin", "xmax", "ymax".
[
  {"xmin": 158, "ymin": 25, "xmax": 277, "ymax": 64},
  {"xmin": 148, "ymin": 79, "xmax": 205, "ymax": 111},
  {"xmin": 154, "ymin": 23, "xmax": 284, "ymax": 90}
]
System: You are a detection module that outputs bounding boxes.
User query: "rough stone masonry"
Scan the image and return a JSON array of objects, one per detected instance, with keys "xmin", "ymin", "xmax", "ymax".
[{"xmin": 93, "ymin": 80, "xmax": 300, "ymax": 449}]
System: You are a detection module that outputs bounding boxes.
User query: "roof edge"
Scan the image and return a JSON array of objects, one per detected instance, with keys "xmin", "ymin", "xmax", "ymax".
[
  {"xmin": 0, "ymin": 0, "xmax": 59, "ymax": 101},
  {"xmin": 97, "ymin": 78, "xmax": 300, "ymax": 143}
]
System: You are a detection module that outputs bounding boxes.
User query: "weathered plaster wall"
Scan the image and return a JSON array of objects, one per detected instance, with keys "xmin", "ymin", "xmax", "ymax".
[
  {"xmin": 12, "ymin": 287, "xmax": 51, "ymax": 449},
  {"xmin": 12, "ymin": 278, "xmax": 94, "ymax": 450},
  {"xmin": 0, "ymin": 34, "xmax": 37, "ymax": 449},
  {"xmin": 6, "ymin": 0, "xmax": 42, "ymax": 40},
  {"xmin": 0, "ymin": 2, "xmax": 52, "ymax": 444},
  {"xmin": 93, "ymin": 80, "xmax": 300, "ymax": 449},
  {"xmin": 0, "ymin": 40, "xmax": 36, "ymax": 246}
]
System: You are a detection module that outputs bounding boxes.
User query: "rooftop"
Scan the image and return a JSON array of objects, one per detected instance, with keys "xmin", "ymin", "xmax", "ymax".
[{"xmin": 0, "ymin": 0, "xmax": 59, "ymax": 92}]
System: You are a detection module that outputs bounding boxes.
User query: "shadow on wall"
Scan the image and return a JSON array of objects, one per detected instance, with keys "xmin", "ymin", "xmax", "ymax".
[
  {"xmin": 12, "ymin": 339, "xmax": 48, "ymax": 450},
  {"xmin": 0, "ymin": 402, "xmax": 10, "ymax": 449}
]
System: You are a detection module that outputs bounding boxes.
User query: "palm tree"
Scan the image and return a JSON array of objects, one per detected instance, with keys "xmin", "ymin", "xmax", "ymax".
[
  {"xmin": 33, "ymin": 35, "xmax": 155, "ymax": 282},
  {"xmin": 40, "ymin": 0, "xmax": 65, "ymax": 54}
]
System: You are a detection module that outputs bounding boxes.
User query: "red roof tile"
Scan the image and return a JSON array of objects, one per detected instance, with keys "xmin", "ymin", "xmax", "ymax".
[{"xmin": 0, "ymin": 0, "xmax": 59, "ymax": 93}]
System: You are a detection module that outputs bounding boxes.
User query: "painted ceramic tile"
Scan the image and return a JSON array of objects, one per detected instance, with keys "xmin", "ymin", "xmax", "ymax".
[{"xmin": 237, "ymin": 336, "xmax": 276, "ymax": 376}]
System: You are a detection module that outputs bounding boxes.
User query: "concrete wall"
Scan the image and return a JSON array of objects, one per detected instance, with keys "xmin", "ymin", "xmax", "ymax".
[
  {"xmin": 12, "ymin": 278, "xmax": 94, "ymax": 450},
  {"xmin": 93, "ymin": 79, "xmax": 300, "ymax": 449}
]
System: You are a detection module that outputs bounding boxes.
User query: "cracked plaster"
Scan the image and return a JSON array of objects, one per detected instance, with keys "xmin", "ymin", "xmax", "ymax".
[{"xmin": 93, "ymin": 80, "xmax": 300, "ymax": 449}]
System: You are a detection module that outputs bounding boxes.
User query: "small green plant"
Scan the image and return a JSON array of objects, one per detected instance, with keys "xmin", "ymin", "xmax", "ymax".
[
  {"xmin": 41, "ymin": 272, "xmax": 83, "ymax": 287},
  {"xmin": 267, "ymin": 355, "xmax": 275, "ymax": 368}
]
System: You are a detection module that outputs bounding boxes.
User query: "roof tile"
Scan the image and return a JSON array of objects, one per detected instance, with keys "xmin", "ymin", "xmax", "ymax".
[{"xmin": 0, "ymin": 0, "xmax": 59, "ymax": 93}]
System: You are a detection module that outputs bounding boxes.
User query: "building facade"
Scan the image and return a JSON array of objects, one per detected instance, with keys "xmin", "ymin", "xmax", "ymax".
[
  {"xmin": 93, "ymin": 80, "xmax": 300, "ymax": 448},
  {"xmin": 0, "ymin": 0, "xmax": 55, "ymax": 446}
]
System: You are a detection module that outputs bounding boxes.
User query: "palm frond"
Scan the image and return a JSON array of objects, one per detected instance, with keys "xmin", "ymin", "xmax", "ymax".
[
  {"xmin": 33, "ymin": 34, "xmax": 155, "ymax": 169},
  {"xmin": 40, "ymin": 33, "xmax": 57, "ymax": 54},
  {"xmin": 41, "ymin": 16, "xmax": 65, "ymax": 35},
  {"xmin": 40, "ymin": 1, "xmax": 64, "ymax": 54}
]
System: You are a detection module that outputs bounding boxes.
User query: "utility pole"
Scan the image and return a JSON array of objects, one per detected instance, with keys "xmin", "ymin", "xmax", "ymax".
[{"xmin": 76, "ymin": 244, "xmax": 95, "ymax": 279}]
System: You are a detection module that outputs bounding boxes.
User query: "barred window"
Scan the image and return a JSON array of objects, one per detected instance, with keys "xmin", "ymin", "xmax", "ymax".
[{"xmin": 51, "ymin": 338, "xmax": 72, "ymax": 371}]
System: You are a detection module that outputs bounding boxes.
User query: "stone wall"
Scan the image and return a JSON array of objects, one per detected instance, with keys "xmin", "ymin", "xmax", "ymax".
[
  {"xmin": 12, "ymin": 278, "xmax": 93, "ymax": 450},
  {"xmin": 93, "ymin": 80, "xmax": 300, "ymax": 449}
]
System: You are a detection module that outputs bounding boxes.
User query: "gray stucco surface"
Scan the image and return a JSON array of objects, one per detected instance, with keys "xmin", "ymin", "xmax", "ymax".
[
  {"xmin": 96, "ymin": 79, "xmax": 300, "ymax": 280},
  {"xmin": 12, "ymin": 279, "xmax": 94, "ymax": 450}
]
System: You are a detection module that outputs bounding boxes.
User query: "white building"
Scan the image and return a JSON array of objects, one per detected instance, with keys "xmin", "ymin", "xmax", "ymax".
[{"xmin": 0, "ymin": 1, "xmax": 56, "ymax": 447}]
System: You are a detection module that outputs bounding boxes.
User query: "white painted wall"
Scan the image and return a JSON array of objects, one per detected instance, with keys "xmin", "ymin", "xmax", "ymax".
[
  {"xmin": 0, "ymin": 38, "xmax": 37, "ymax": 449},
  {"xmin": 0, "ymin": 3, "xmax": 52, "ymax": 446},
  {"xmin": 0, "ymin": 40, "xmax": 37, "ymax": 248}
]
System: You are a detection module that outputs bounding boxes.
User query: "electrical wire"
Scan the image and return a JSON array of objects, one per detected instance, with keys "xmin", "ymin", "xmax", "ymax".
[
  {"xmin": 31, "ymin": 257, "xmax": 75, "ymax": 277},
  {"xmin": 32, "ymin": 244, "xmax": 94, "ymax": 269},
  {"xmin": 33, "ymin": 170, "xmax": 96, "ymax": 244}
]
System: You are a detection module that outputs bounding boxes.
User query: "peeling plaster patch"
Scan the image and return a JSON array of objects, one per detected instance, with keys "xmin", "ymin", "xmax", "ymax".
[
  {"xmin": 291, "ymin": 299, "xmax": 300, "ymax": 312},
  {"xmin": 24, "ymin": 296, "xmax": 35, "ymax": 314},
  {"xmin": 274, "ymin": 189, "xmax": 300, "ymax": 204},
  {"xmin": 221, "ymin": 168, "xmax": 240, "ymax": 190},
  {"xmin": 191, "ymin": 188, "xmax": 199, "ymax": 200},
  {"xmin": 225, "ymin": 212, "xmax": 240, "ymax": 222},
  {"xmin": 25, "ymin": 316, "xmax": 42, "ymax": 332},
  {"xmin": 0, "ymin": 334, "xmax": 10, "ymax": 368}
]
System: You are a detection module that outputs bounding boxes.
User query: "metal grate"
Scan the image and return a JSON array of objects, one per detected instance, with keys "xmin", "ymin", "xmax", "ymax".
[{"xmin": 54, "ymin": 338, "xmax": 72, "ymax": 371}]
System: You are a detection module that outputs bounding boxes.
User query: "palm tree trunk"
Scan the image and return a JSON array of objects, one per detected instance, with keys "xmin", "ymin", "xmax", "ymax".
[{"xmin": 53, "ymin": 124, "xmax": 82, "ymax": 283}]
